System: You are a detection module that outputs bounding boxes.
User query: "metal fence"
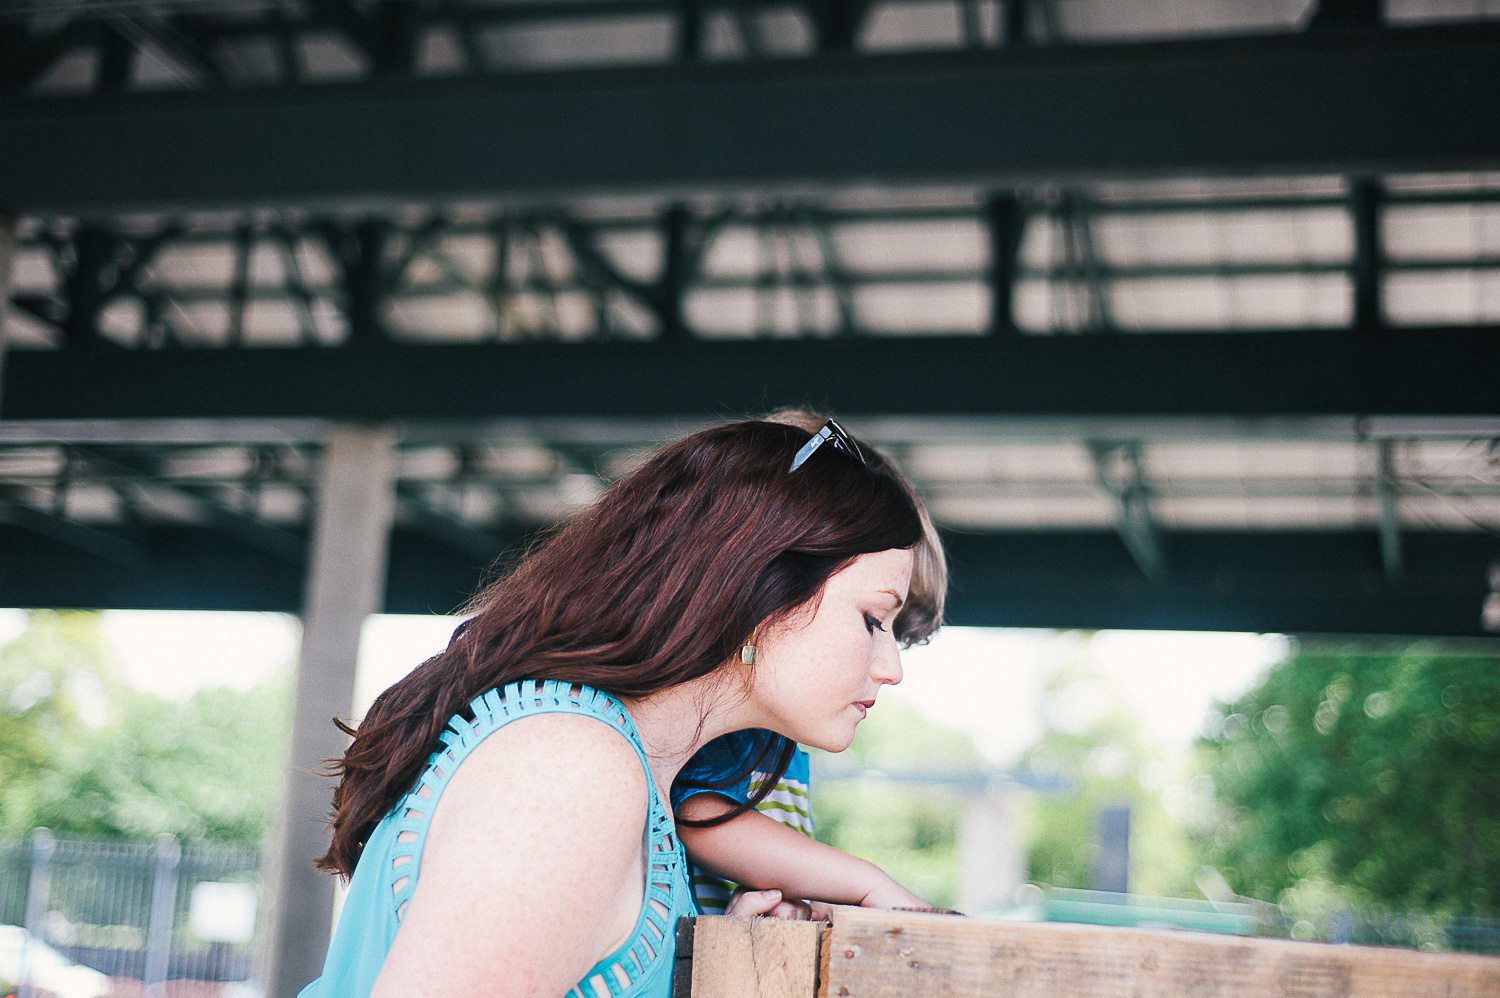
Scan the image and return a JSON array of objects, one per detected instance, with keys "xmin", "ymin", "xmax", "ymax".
[{"xmin": 1, "ymin": 829, "xmax": 261, "ymax": 991}]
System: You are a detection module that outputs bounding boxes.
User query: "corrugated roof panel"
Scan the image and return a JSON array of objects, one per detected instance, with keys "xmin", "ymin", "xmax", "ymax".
[
  {"xmin": 861, "ymin": 0, "xmax": 966, "ymax": 50},
  {"xmin": 853, "ymin": 281, "xmax": 986, "ymax": 333},
  {"xmin": 1050, "ymin": 0, "xmax": 1311, "ymax": 40},
  {"xmin": 1091, "ymin": 209, "xmax": 1350, "ymax": 266},
  {"xmin": 1147, "ymin": 440, "xmax": 1365, "ymax": 482},
  {"xmin": 1384, "ymin": 204, "xmax": 1500, "ymax": 259},
  {"xmin": 903, "ymin": 443, "xmax": 1098, "ymax": 483},
  {"xmin": 925, "ymin": 491, "xmax": 1116, "ymax": 529},
  {"xmin": 832, "ymin": 219, "xmax": 986, "ymax": 273},
  {"xmin": 1387, "ymin": 0, "xmax": 1500, "ymax": 25},
  {"xmin": 1385, "ymin": 270, "xmax": 1500, "ymax": 325}
]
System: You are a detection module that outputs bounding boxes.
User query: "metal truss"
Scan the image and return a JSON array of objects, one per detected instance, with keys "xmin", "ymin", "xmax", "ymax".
[
  {"xmin": 0, "ymin": 0, "xmax": 1426, "ymax": 98},
  {"xmin": 9, "ymin": 180, "xmax": 1500, "ymax": 350},
  {"xmin": 2, "ymin": 380, "xmax": 1496, "ymax": 630},
  {"xmin": 1088, "ymin": 440, "xmax": 1161, "ymax": 579},
  {"xmin": 0, "ymin": 435, "xmax": 624, "ymax": 570},
  {"xmin": 0, "ymin": 0, "xmax": 985, "ymax": 95},
  {"xmin": 0, "ymin": 0, "xmax": 1212, "ymax": 97}
]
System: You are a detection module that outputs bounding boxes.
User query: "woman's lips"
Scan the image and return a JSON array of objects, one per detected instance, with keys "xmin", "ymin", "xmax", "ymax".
[{"xmin": 853, "ymin": 699, "xmax": 876, "ymax": 717}]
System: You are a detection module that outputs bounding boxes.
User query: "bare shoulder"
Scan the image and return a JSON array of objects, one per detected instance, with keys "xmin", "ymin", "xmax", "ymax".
[
  {"xmin": 372, "ymin": 710, "xmax": 654, "ymax": 995},
  {"xmin": 443, "ymin": 709, "xmax": 649, "ymax": 819}
]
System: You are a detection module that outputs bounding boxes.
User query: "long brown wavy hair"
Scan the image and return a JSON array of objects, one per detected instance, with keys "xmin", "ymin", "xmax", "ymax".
[{"xmin": 317, "ymin": 418, "xmax": 925, "ymax": 877}]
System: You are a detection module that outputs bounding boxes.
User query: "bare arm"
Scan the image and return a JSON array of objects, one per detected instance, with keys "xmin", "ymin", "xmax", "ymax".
[
  {"xmin": 371, "ymin": 713, "xmax": 650, "ymax": 998},
  {"xmin": 677, "ymin": 795, "xmax": 929, "ymax": 910}
]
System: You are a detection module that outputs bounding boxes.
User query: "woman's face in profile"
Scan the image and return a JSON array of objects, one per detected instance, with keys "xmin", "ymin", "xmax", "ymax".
[{"xmin": 747, "ymin": 547, "xmax": 914, "ymax": 753}]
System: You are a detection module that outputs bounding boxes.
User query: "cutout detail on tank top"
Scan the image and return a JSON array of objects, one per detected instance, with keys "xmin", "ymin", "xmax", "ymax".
[{"xmin": 383, "ymin": 679, "xmax": 685, "ymax": 998}]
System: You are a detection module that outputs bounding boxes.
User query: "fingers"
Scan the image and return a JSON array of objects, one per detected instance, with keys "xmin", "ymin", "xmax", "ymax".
[
  {"xmin": 767, "ymin": 899, "xmax": 813, "ymax": 921},
  {"xmin": 807, "ymin": 901, "xmax": 836, "ymax": 921},
  {"xmin": 725, "ymin": 888, "xmax": 784, "ymax": 918},
  {"xmin": 723, "ymin": 889, "xmax": 815, "ymax": 920}
]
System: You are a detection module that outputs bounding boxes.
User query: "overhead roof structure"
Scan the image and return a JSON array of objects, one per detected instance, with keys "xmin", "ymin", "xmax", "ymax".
[{"xmin": 2, "ymin": 0, "xmax": 1499, "ymax": 636}]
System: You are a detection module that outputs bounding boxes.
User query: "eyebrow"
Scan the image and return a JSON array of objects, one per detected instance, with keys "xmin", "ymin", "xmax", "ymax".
[{"xmin": 879, "ymin": 589, "xmax": 905, "ymax": 607}]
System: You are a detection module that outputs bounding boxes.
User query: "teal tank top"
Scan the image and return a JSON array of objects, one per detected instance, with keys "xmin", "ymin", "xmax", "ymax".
[{"xmin": 299, "ymin": 680, "xmax": 695, "ymax": 998}]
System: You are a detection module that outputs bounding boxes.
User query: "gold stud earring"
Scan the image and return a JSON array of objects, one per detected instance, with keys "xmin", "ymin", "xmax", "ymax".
[{"xmin": 740, "ymin": 645, "xmax": 757, "ymax": 666}]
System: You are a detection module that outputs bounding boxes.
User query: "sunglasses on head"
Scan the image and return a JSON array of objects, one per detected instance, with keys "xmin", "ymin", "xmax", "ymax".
[{"xmin": 789, "ymin": 419, "xmax": 866, "ymax": 473}]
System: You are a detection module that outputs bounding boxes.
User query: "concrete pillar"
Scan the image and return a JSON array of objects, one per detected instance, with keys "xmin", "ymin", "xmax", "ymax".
[
  {"xmin": 955, "ymin": 780, "xmax": 1024, "ymax": 916},
  {"xmin": 0, "ymin": 215, "xmax": 16, "ymax": 416},
  {"xmin": 264, "ymin": 425, "xmax": 396, "ymax": 998}
]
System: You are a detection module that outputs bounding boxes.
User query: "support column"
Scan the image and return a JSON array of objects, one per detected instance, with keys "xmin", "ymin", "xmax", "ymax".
[
  {"xmin": 1092, "ymin": 804, "xmax": 1131, "ymax": 894},
  {"xmin": 144, "ymin": 833, "xmax": 182, "ymax": 998},
  {"xmin": 0, "ymin": 214, "xmax": 15, "ymax": 416},
  {"xmin": 264, "ymin": 425, "xmax": 396, "ymax": 998},
  {"xmin": 19, "ymin": 828, "xmax": 55, "ymax": 998},
  {"xmin": 955, "ymin": 780, "xmax": 1024, "ymax": 916}
]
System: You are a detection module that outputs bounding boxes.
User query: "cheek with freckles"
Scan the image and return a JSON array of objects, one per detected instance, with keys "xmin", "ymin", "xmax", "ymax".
[
  {"xmin": 747, "ymin": 548, "xmax": 913, "ymax": 751},
  {"xmin": 754, "ymin": 611, "xmax": 878, "ymax": 750}
]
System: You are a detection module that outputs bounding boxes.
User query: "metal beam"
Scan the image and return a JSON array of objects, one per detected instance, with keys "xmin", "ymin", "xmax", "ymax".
[
  {"xmin": 1088, "ymin": 440, "xmax": 1163, "ymax": 579},
  {"xmin": 3, "ymin": 522, "xmax": 1496, "ymax": 636},
  {"xmin": 71, "ymin": 446, "xmax": 307, "ymax": 563},
  {"xmin": 985, "ymin": 192, "xmax": 1025, "ymax": 336},
  {"xmin": 3, "ymin": 24, "xmax": 1500, "ymax": 213},
  {"xmin": 0, "ymin": 491, "xmax": 144, "ymax": 566},
  {"xmin": 5, "ymin": 328, "xmax": 1499, "ymax": 422},
  {"xmin": 394, "ymin": 492, "xmax": 510, "ymax": 563},
  {"xmin": 1351, "ymin": 176, "xmax": 1384, "ymax": 333},
  {"xmin": 0, "ymin": 214, "xmax": 12, "ymax": 413},
  {"xmin": 943, "ymin": 529, "xmax": 1500, "ymax": 637},
  {"xmin": 1375, "ymin": 438, "xmax": 1403, "ymax": 581}
]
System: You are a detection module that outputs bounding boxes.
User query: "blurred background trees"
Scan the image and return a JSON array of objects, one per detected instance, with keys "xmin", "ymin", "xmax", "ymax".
[
  {"xmin": 1021, "ymin": 653, "xmax": 1204, "ymax": 899},
  {"xmin": 0, "ymin": 611, "xmax": 290, "ymax": 847},
  {"xmin": 1198, "ymin": 643, "xmax": 1500, "ymax": 917}
]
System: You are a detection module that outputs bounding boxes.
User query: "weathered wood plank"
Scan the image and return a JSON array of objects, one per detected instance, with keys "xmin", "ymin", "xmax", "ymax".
[
  {"xmin": 673, "ymin": 916, "xmax": 696, "ymax": 998},
  {"xmin": 691, "ymin": 916, "xmax": 823, "ymax": 998},
  {"xmin": 820, "ymin": 906, "xmax": 1500, "ymax": 998}
]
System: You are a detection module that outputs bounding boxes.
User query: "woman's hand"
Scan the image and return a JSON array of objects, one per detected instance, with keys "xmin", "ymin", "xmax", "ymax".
[{"xmin": 725, "ymin": 887, "xmax": 814, "ymax": 920}]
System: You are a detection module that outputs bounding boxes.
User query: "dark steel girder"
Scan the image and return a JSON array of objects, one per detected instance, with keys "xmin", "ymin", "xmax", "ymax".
[
  {"xmin": 2, "ymin": 523, "xmax": 1496, "ymax": 637},
  {"xmin": 4, "ymin": 329, "xmax": 1499, "ymax": 422},
  {"xmin": 3, "ymin": 24, "xmax": 1500, "ymax": 213}
]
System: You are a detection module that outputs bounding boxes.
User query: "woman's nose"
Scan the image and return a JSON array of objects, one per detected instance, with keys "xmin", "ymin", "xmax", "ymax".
[{"xmin": 870, "ymin": 642, "xmax": 903, "ymax": 686}]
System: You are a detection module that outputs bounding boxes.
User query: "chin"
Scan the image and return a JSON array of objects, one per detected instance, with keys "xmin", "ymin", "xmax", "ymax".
[{"xmin": 807, "ymin": 726, "xmax": 858, "ymax": 754}]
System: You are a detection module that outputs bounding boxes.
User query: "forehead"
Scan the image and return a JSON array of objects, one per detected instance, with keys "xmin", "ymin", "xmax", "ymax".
[{"xmin": 827, "ymin": 549, "xmax": 914, "ymax": 593}]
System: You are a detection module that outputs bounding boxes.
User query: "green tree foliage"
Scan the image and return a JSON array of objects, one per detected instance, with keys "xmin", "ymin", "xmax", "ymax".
[
  {"xmin": 1022, "ymin": 650, "xmax": 1203, "ymax": 899},
  {"xmin": 810, "ymin": 698, "xmax": 983, "ymax": 908},
  {"xmin": 0, "ymin": 611, "xmax": 114, "ymax": 832},
  {"xmin": 0, "ymin": 611, "xmax": 292, "ymax": 847},
  {"xmin": 1199, "ymin": 643, "xmax": 1500, "ymax": 916}
]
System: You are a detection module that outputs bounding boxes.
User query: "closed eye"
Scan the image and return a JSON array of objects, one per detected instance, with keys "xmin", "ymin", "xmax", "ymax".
[{"xmin": 863, "ymin": 613, "xmax": 887, "ymax": 634}]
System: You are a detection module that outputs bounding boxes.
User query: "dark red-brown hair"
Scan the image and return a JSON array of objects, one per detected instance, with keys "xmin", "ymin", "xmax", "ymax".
[{"xmin": 317, "ymin": 419, "xmax": 923, "ymax": 876}]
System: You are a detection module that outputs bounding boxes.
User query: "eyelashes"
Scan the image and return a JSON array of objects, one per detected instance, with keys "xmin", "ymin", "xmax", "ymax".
[{"xmin": 863, "ymin": 613, "xmax": 887, "ymax": 634}]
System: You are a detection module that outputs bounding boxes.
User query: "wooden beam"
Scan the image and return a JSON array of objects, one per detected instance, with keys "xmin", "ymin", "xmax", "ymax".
[
  {"xmin": 681, "ymin": 911, "xmax": 1500, "ymax": 998},
  {"xmin": 690, "ymin": 916, "xmax": 823, "ymax": 998},
  {"xmin": 816, "ymin": 906, "xmax": 1500, "ymax": 998}
]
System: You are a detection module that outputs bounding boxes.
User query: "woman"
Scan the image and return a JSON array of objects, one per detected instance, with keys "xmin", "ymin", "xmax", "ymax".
[
  {"xmin": 671, "ymin": 408, "xmax": 947, "ymax": 918},
  {"xmin": 300, "ymin": 417, "xmax": 937, "ymax": 997}
]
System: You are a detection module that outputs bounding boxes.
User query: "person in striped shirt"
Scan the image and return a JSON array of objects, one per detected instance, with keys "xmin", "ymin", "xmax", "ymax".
[{"xmin": 672, "ymin": 414, "xmax": 947, "ymax": 917}]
